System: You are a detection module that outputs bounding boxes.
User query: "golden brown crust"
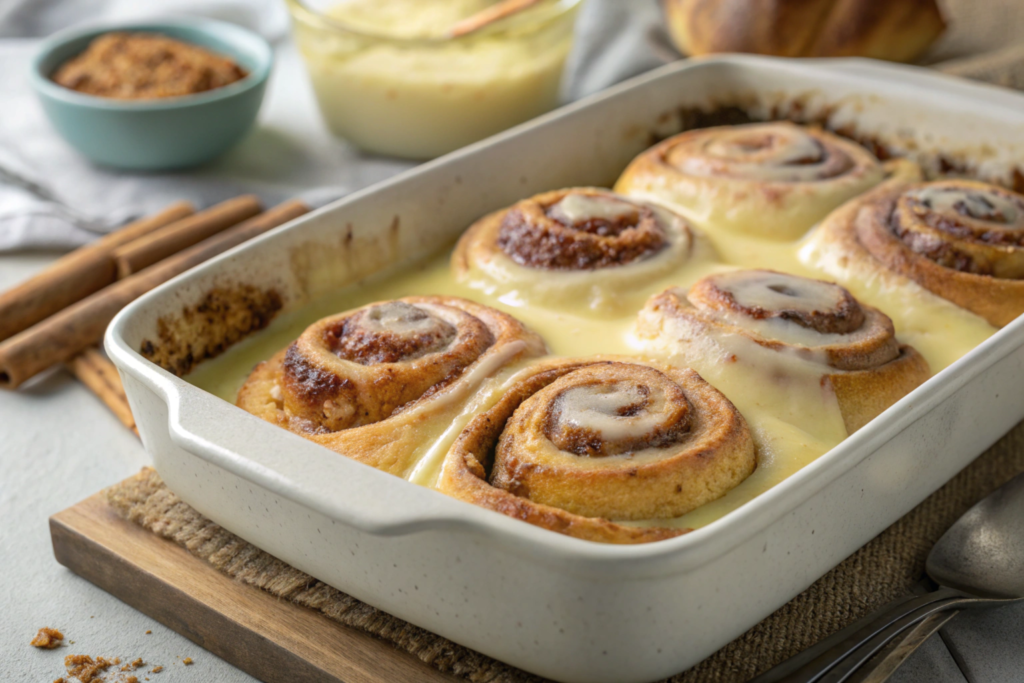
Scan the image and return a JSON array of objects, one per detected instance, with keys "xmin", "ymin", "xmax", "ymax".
[
  {"xmin": 635, "ymin": 270, "xmax": 931, "ymax": 432},
  {"xmin": 279, "ymin": 300, "xmax": 496, "ymax": 432},
  {"xmin": 236, "ymin": 296, "xmax": 546, "ymax": 476},
  {"xmin": 614, "ymin": 122, "xmax": 885, "ymax": 240},
  {"xmin": 438, "ymin": 358, "xmax": 756, "ymax": 544},
  {"xmin": 826, "ymin": 345, "xmax": 931, "ymax": 433},
  {"xmin": 662, "ymin": 0, "xmax": 944, "ymax": 63},
  {"xmin": 849, "ymin": 180, "xmax": 1024, "ymax": 327}
]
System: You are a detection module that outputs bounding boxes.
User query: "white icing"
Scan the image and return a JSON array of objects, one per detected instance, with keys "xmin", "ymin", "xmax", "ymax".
[
  {"xmin": 548, "ymin": 193, "xmax": 640, "ymax": 225},
  {"xmin": 555, "ymin": 382, "xmax": 669, "ymax": 443},
  {"xmin": 361, "ymin": 301, "xmax": 452, "ymax": 338},
  {"xmin": 907, "ymin": 186, "xmax": 1022, "ymax": 227},
  {"xmin": 714, "ymin": 270, "xmax": 845, "ymax": 315}
]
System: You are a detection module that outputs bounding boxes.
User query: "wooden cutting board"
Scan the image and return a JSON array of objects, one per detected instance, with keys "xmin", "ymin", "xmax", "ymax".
[{"xmin": 49, "ymin": 492, "xmax": 460, "ymax": 683}]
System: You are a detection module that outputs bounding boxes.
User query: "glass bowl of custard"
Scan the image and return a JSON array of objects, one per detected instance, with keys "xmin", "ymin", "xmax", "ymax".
[{"xmin": 286, "ymin": 0, "xmax": 583, "ymax": 159}]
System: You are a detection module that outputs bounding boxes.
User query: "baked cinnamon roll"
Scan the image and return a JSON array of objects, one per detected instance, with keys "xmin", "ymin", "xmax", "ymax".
[
  {"xmin": 809, "ymin": 179, "xmax": 1024, "ymax": 327},
  {"xmin": 614, "ymin": 122, "xmax": 885, "ymax": 240},
  {"xmin": 452, "ymin": 188, "xmax": 699, "ymax": 311},
  {"xmin": 634, "ymin": 270, "xmax": 930, "ymax": 433},
  {"xmin": 438, "ymin": 358, "xmax": 756, "ymax": 544},
  {"xmin": 237, "ymin": 296, "xmax": 546, "ymax": 476}
]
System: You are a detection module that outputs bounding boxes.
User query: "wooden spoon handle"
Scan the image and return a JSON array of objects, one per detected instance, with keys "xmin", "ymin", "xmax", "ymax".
[{"xmin": 447, "ymin": 0, "xmax": 544, "ymax": 38}]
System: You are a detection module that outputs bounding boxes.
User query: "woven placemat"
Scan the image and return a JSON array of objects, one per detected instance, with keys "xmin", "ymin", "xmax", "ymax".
[{"xmin": 105, "ymin": 420, "xmax": 1024, "ymax": 683}]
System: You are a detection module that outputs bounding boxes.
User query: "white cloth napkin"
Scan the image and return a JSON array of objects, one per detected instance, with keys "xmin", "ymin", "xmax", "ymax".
[{"xmin": 0, "ymin": 0, "xmax": 667, "ymax": 252}]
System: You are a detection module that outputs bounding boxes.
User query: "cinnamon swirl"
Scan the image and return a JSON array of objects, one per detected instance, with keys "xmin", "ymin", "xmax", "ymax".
[
  {"xmin": 452, "ymin": 188, "xmax": 699, "ymax": 311},
  {"xmin": 438, "ymin": 358, "xmax": 756, "ymax": 544},
  {"xmin": 237, "ymin": 296, "xmax": 546, "ymax": 476},
  {"xmin": 614, "ymin": 122, "xmax": 885, "ymax": 240},
  {"xmin": 809, "ymin": 179, "xmax": 1024, "ymax": 327},
  {"xmin": 635, "ymin": 270, "xmax": 930, "ymax": 433}
]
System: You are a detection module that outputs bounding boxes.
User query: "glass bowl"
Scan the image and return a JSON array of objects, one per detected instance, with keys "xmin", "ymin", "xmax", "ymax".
[{"xmin": 286, "ymin": 0, "xmax": 583, "ymax": 160}]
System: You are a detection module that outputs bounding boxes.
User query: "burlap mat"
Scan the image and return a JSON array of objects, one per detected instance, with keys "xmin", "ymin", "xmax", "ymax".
[{"xmin": 105, "ymin": 420, "xmax": 1024, "ymax": 683}]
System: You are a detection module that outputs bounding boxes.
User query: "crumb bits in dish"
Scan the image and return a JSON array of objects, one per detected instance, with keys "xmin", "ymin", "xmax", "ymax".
[
  {"xmin": 52, "ymin": 32, "xmax": 247, "ymax": 100},
  {"xmin": 31, "ymin": 627, "xmax": 64, "ymax": 649}
]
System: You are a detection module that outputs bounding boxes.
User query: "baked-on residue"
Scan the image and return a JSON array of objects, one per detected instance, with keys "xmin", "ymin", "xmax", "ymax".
[{"xmin": 141, "ymin": 286, "xmax": 283, "ymax": 378}]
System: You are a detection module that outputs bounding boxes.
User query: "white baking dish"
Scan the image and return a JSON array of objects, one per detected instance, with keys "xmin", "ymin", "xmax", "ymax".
[{"xmin": 106, "ymin": 56, "xmax": 1024, "ymax": 683}]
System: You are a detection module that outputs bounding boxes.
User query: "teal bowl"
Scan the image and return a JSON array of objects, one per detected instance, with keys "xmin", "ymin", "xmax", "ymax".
[{"xmin": 31, "ymin": 18, "xmax": 273, "ymax": 171}]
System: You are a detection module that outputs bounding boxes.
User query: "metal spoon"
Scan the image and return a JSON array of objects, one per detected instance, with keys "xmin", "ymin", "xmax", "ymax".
[{"xmin": 753, "ymin": 469, "xmax": 1024, "ymax": 683}]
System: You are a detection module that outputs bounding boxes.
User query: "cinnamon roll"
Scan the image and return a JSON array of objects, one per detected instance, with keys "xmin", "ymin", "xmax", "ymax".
[
  {"xmin": 237, "ymin": 296, "xmax": 546, "ymax": 476},
  {"xmin": 614, "ymin": 122, "xmax": 885, "ymax": 240},
  {"xmin": 809, "ymin": 179, "xmax": 1024, "ymax": 327},
  {"xmin": 452, "ymin": 188, "xmax": 699, "ymax": 311},
  {"xmin": 634, "ymin": 270, "xmax": 930, "ymax": 433},
  {"xmin": 438, "ymin": 358, "xmax": 756, "ymax": 544}
]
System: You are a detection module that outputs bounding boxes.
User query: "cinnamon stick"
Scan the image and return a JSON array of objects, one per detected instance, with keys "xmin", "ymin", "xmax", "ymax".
[
  {"xmin": 447, "ymin": 0, "xmax": 544, "ymax": 37},
  {"xmin": 0, "ymin": 201, "xmax": 194, "ymax": 343},
  {"xmin": 68, "ymin": 347, "xmax": 138, "ymax": 436},
  {"xmin": 112, "ymin": 195, "xmax": 262, "ymax": 277},
  {"xmin": 0, "ymin": 199, "xmax": 310, "ymax": 390}
]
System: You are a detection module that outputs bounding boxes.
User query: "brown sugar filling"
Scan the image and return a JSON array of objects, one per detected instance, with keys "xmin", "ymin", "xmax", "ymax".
[
  {"xmin": 497, "ymin": 193, "xmax": 667, "ymax": 270},
  {"xmin": 327, "ymin": 302, "xmax": 459, "ymax": 365}
]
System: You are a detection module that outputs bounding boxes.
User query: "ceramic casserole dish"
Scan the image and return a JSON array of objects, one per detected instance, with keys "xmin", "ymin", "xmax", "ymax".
[{"xmin": 106, "ymin": 56, "xmax": 1024, "ymax": 683}]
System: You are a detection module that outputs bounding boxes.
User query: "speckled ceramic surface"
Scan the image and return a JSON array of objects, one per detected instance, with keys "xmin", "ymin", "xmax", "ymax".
[{"xmin": 106, "ymin": 56, "xmax": 1024, "ymax": 683}]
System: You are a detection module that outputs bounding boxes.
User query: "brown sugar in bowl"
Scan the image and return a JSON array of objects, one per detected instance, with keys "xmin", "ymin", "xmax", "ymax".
[{"xmin": 31, "ymin": 18, "xmax": 272, "ymax": 170}]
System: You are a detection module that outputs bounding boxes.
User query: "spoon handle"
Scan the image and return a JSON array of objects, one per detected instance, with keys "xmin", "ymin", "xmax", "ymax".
[
  {"xmin": 750, "ymin": 586, "xmax": 964, "ymax": 683},
  {"xmin": 817, "ymin": 600, "xmax": 966, "ymax": 683},
  {"xmin": 843, "ymin": 610, "xmax": 960, "ymax": 683}
]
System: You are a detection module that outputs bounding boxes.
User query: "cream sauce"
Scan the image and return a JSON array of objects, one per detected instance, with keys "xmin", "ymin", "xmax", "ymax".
[{"xmin": 189, "ymin": 205, "xmax": 997, "ymax": 530}]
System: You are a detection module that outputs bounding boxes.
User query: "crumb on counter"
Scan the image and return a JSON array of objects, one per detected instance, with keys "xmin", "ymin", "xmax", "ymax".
[
  {"xmin": 64, "ymin": 654, "xmax": 115, "ymax": 683},
  {"xmin": 31, "ymin": 627, "xmax": 65, "ymax": 649},
  {"xmin": 182, "ymin": 657, "xmax": 193, "ymax": 665},
  {"xmin": 52, "ymin": 32, "xmax": 247, "ymax": 100},
  {"xmin": 122, "ymin": 658, "xmax": 145, "ymax": 671},
  {"xmin": 145, "ymin": 630, "xmax": 152, "ymax": 635},
  {"xmin": 150, "ymin": 666, "xmax": 164, "ymax": 673}
]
